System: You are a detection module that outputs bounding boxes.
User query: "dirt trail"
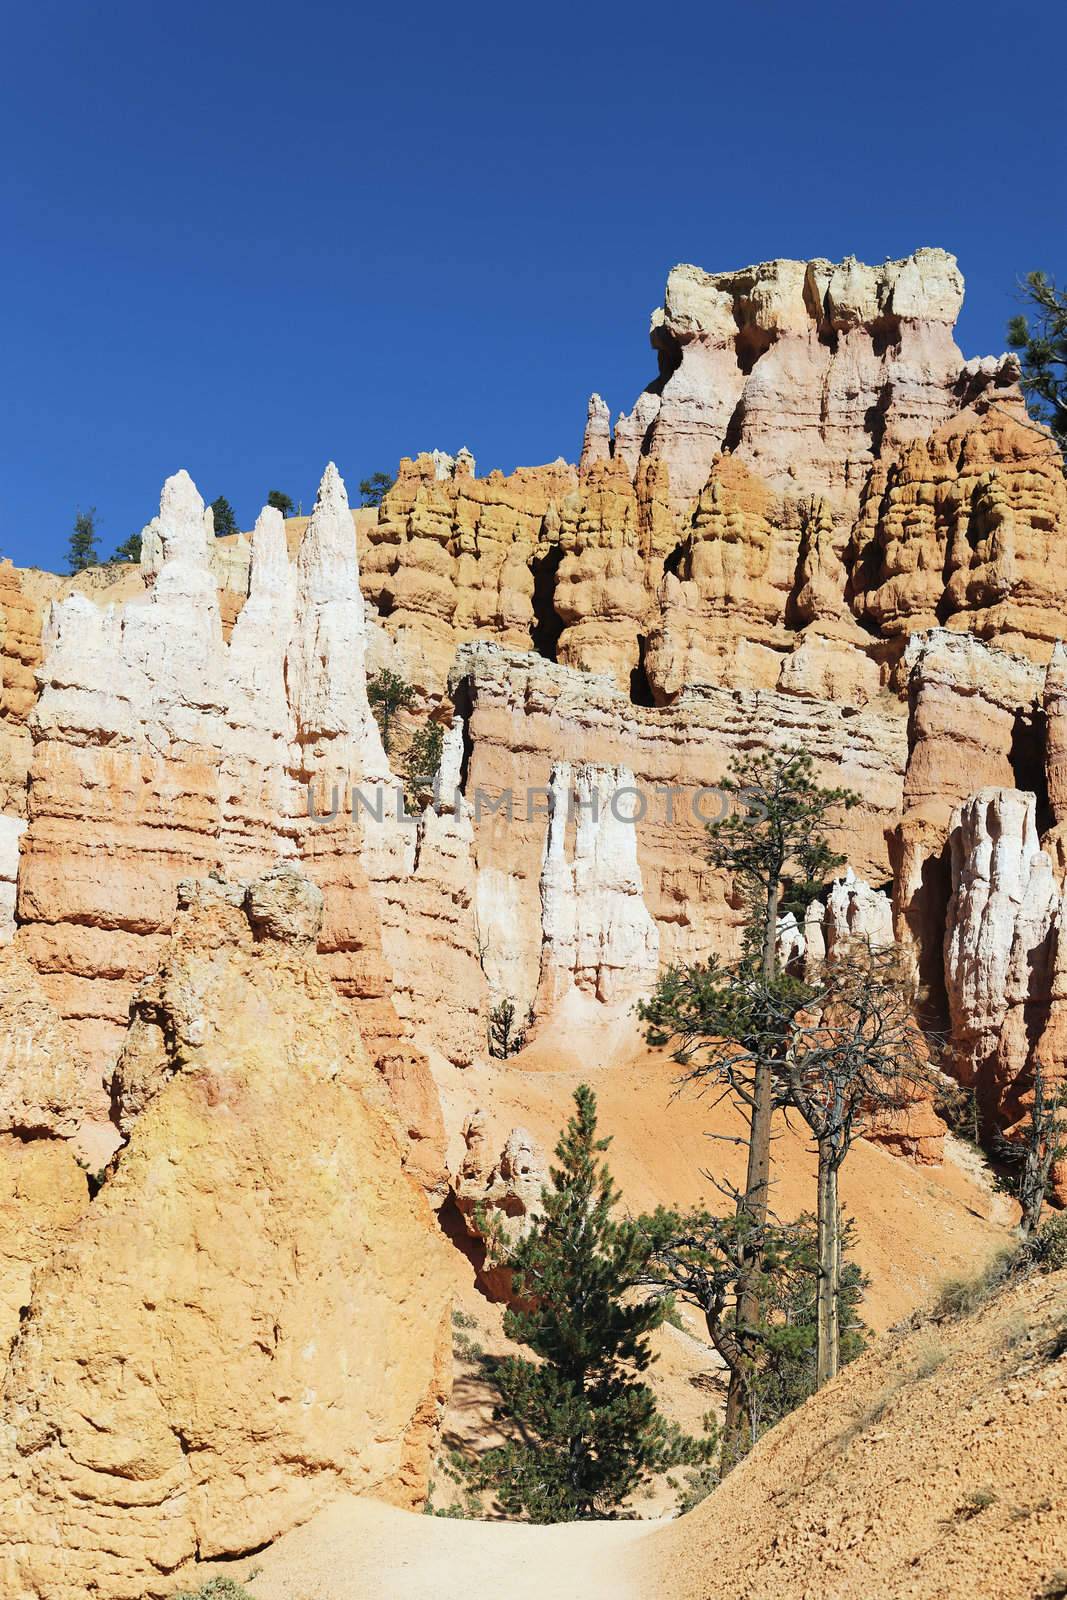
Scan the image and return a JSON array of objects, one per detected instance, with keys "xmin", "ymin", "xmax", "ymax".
[{"xmin": 222, "ymin": 1497, "xmax": 652, "ymax": 1600}]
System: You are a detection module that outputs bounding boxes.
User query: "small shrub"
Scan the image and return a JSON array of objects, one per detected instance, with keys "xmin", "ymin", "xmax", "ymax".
[
  {"xmin": 452, "ymin": 1307, "xmax": 478, "ymax": 1331},
  {"xmin": 912, "ymin": 1335, "xmax": 947, "ymax": 1379},
  {"xmin": 452, "ymin": 1327, "xmax": 484, "ymax": 1361},
  {"xmin": 836, "ymin": 1379, "xmax": 903, "ymax": 1451},
  {"xmin": 174, "ymin": 1576, "xmax": 258, "ymax": 1599},
  {"xmin": 1044, "ymin": 1321, "xmax": 1067, "ymax": 1363},
  {"xmin": 934, "ymin": 1079, "xmax": 982, "ymax": 1146},
  {"xmin": 999, "ymin": 1308, "xmax": 1031, "ymax": 1351},
  {"xmin": 1027, "ymin": 1211, "xmax": 1067, "ymax": 1274},
  {"xmin": 932, "ymin": 1249, "xmax": 1016, "ymax": 1319},
  {"xmin": 674, "ymin": 1463, "xmax": 720, "ymax": 1515},
  {"xmin": 954, "ymin": 1485, "xmax": 997, "ymax": 1521}
]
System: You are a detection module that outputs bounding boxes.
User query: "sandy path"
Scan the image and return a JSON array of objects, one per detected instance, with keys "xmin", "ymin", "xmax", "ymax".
[{"xmin": 230, "ymin": 1497, "xmax": 656, "ymax": 1600}]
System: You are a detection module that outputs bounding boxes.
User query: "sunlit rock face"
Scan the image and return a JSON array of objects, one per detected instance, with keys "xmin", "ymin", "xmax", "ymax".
[
  {"xmin": 536, "ymin": 761, "xmax": 660, "ymax": 1010},
  {"xmin": 453, "ymin": 640, "xmax": 907, "ymax": 1024},
  {"xmin": 1, "ymin": 241, "xmax": 1062, "ymax": 1198},
  {"xmin": 944, "ymin": 788, "xmax": 1059, "ymax": 1088},
  {"xmin": 0, "ymin": 870, "xmax": 452, "ymax": 1600},
  {"xmin": 850, "ymin": 387, "xmax": 1067, "ymax": 665},
  {"xmin": 890, "ymin": 629, "xmax": 1045, "ymax": 1025},
  {"xmin": 13, "ymin": 464, "xmax": 482, "ymax": 1194},
  {"xmin": 594, "ymin": 249, "xmax": 973, "ymax": 509},
  {"xmin": 942, "ymin": 787, "xmax": 1067, "ymax": 1196}
]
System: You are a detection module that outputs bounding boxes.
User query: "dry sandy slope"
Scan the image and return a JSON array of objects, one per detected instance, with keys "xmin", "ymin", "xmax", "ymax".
[
  {"xmin": 640, "ymin": 1264, "xmax": 1067, "ymax": 1599},
  {"xmin": 425, "ymin": 1021, "xmax": 1017, "ymax": 1519},
  {"xmin": 222, "ymin": 1021, "xmax": 1054, "ymax": 1600},
  {"xmin": 434, "ymin": 1022, "xmax": 1014, "ymax": 1332}
]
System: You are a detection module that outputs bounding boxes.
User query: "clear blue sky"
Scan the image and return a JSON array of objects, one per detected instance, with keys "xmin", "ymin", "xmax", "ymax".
[{"xmin": 2, "ymin": 0, "xmax": 1063, "ymax": 572}]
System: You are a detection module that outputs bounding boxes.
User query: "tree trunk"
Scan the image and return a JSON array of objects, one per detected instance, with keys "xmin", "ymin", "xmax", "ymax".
[
  {"xmin": 1020, "ymin": 1064, "xmax": 1055, "ymax": 1237},
  {"xmin": 722, "ymin": 880, "xmax": 779, "ymax": 1462},
  {"xmin": 816, "ymin": 1144, "xmax": 840, "ymax": 1387}
]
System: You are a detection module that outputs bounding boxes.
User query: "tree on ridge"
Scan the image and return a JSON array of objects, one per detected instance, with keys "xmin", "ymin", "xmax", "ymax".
[
  {"xmin": 67, "ymin": 507, "xmax": 100, "ymax": 573},
  {"xmin": 210, "ymin": 495, "xmax": 239, "ymax": 537}
]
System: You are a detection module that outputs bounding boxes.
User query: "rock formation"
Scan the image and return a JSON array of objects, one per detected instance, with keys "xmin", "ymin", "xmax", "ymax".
[
  {"xmin": 11, "ymin": 463, "xmax": 483, "ymax": 1190},
  {"xmin": 452, "ymin": 1114, "xmax": 546, "ymax": 1298},
  {"xmin": 360, "ymin": 453, "xmax": 577, "ymax": 691},
  {"xmin": 454, "ymin": 641, "xmax": 906, "ymax": 1019},
  {"xmin": 850, "ymin": 387, "xmax": 1067, "ymax": 665},
  {"xmin": 536, "ymin": 762, "xmax": 660, "ymax": 1011},
  {"xmin": 0, "ymin": 869, "xmax": 452, "ymax": 1600},
  {"xmin": 781, "ymin": 868, "xmax": 894, "ymax": 970},
  {"xmin": 0, "ymin": 947, "xmax": 90, "ymax": 1352},
  {"xmin": 594, "ymin": 250, "xmax": 978, "ymax": 508},
  {"xmin": 943, "ymin": 789, "xmax": 1067, "ymax": 1193},
  {"xmin": 891, "ymin": 629, "xmax": 1045, "ymax": 1023},
  {"xmin": 0, "ymin": 242, "xmax": 1061, "ymax": 1592}
]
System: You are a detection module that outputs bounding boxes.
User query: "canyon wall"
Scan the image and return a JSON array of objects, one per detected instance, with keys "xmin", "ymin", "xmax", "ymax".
[
  {"xmin": 0, "ymin": 242, "xmax": 1064, "ymax": 1593},
  {"xmin": 1, "ymin": 246, "xmax": 1061, "ymax": 1172}
]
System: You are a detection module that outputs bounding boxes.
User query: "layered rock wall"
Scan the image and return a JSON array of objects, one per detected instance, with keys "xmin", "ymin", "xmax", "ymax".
[
  {"xmin": 13, "ymin": 466, "xmax": 483, "ymax": 1187},
  {"xmin": 453, "ymin": 642, "xmax": 906, "ymax": 1020}
]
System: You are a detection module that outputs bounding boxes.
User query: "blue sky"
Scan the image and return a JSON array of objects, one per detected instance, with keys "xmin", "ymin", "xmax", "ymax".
[{"xmin": 2, "ymin": 0, "xmax": 1063, "ymax": 572}]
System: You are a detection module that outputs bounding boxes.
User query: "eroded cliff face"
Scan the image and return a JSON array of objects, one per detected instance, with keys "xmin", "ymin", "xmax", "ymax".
[
  {"xmin": 896, "ymin": 633, "xmax": 1067, "ymax": 1188},
  {"xmin": 11, "ymin": 464, "xmax": 476, "ymax": 1192},
  {"xmin": 0, "ymin": 245, "xmax": 1058, "ymax": 1175},
  {"xmin": 597, "ymin": 249, "xmax": 972, "ymax": 508},
  {"xmin": 0, "ymin": 868, "xmax": 452, "ymax": 1600}
]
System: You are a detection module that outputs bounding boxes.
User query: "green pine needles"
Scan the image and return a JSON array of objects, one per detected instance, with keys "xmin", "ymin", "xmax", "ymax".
[
  {"xmin": 456, "ymin": 1084, "xmax": 713, "ymax": 1521},
  {"xmin": 1007, "ymin": 270, "xmax": 1067, "ymax": 458}
]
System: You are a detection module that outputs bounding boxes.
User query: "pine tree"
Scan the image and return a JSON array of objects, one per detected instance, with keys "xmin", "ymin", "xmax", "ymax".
[
  {"xmin": 457, "ymin": 1085, "xmax": 712, "ymax": 1520},
  {"xmin": 267, "ymin": 489, "xmax": 295, "ymax": 516},
  {"xmin": 487, "ymin": 996, "xmax": 524, "ymax": 1058},
  {"xmin": 210, "ymin": 496, "xmax": 239, "ymax": 537},
  {"xmin": 108, "ymin": 531, "xmax": 142, "ymax": 564},
  {"xmin": 67, "ymin": 507, "xmax": 100, "ymax": 573},
  {"xmin": 1007, "ymin": 271, "xmax": 1067, "ymax": 458},
  {"xmin": 640, "ymin": 1207, "xmax": 867, "ymax": 1453},
  {"xmin": 367, "ymin": 667, "xmax": 416, "ymax": 756},
  {"xmin": 359, "ymin": 471, "xmax": 394, "ymax": 507},
  {"xmin": 404, "ymin": 718, "xmax": 445, "ymax": 811}
]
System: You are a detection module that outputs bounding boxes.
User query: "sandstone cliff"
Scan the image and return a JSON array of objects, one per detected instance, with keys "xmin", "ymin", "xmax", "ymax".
[{"xmin": 0, "ymin": 867, "xmax": 452, "ymax": 1600}]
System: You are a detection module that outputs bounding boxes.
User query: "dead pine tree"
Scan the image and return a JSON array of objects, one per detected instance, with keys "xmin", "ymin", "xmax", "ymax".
[
  {"xmin": 641, "ymin": 748, "xmax": 858, "ymax": 1461},
  {"xmin": 1010, "ymin": 1056, "xmax": 1067, "ymax": 1236},
  {"xmin": 780, "ymin": 941, "xmax": 926, "ymax": 1384}
]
